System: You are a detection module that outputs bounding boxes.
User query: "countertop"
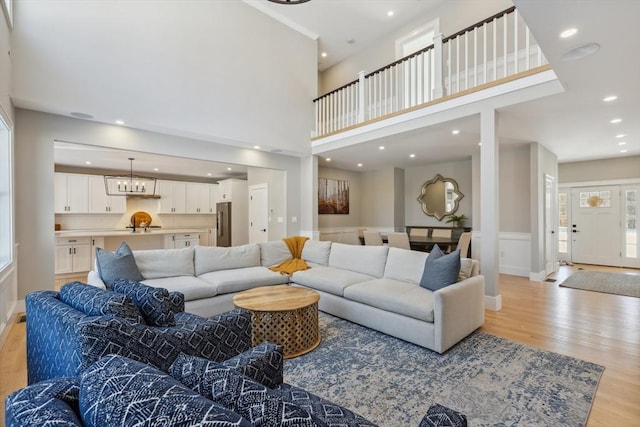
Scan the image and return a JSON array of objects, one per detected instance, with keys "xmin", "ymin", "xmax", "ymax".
[{"xmin": 55, "ymin": 228, "xmax": 209, "ymax": 238}]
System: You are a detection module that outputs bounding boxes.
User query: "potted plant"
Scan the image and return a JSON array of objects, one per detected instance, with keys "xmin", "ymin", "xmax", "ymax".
[{"xmin": 445, "ymin": 214, "xmax": 467, "ymax": 228}]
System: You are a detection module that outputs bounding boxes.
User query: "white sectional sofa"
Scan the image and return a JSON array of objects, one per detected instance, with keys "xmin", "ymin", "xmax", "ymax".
[{"xmin": 88, "ymin": 240, "xmax": 485, "ymax": 353}]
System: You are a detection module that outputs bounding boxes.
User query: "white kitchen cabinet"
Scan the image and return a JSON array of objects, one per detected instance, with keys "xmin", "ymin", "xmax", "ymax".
[
  {"xmin": 54, "ymin": 173, "xmax": 89, "ymax": 214},
  {"xmin": 88, "ymin": 175, "xmax": 126, "ymax": 213},
  {"xmin": 217, "ymin": 179, "xmax": 247, "ymax": 202},
  {"xmin": 164, "ymin": 233, "xmax": 200, "ymax": 248},
  {"xmin": 55, "ymin": 237, "xmax": 91, "ymax": 274},
  {"xmin": 186, "ymin": 183, "xmax": 210, "ymax": 214},
  {"xmin": 157, "ymin": 180, "xmax": 187, "ymax": 214}
]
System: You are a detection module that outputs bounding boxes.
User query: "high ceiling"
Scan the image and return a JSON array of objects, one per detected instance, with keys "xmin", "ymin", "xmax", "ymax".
[{"xmin": 10, "ymin": 0, "xmax": 640, "ymax": 176}]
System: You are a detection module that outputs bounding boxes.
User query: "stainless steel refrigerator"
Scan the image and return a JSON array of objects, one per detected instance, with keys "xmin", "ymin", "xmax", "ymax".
[{"xmin": 216, "ymin": 202, "xmax": 231, "ymax": 247}]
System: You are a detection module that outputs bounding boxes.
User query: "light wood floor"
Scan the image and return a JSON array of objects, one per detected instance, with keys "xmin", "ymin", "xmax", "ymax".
[{"xmin": 1, "ymin": 265, "xmax": 639, "ymax": 426}]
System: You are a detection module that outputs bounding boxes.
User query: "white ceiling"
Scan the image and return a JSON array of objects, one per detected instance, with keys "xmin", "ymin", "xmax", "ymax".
[{"xmin": 11, "ymin": 0, "xmax": 640, "ymax": 176}]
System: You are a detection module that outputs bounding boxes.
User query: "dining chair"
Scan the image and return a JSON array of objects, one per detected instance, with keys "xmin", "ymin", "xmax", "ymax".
[
  {"xmin": 456, "ymin": 232, "xmax": 472, "ymax": 258},
  {"xmin": 432, "ymin": 229, "xmax": 452, "ymax": 238},
  {"xmin": 340, "ymin": 231, "xmax": 362, "ymax": 245},
  {"xmin": 363, "ymin": 231, "xmax": 383, "ymax": 246},
  {"xmin": 387, "ymin": 232, "xmax": 411, "ymax": 250},
  {"xmin": 409, "ymin": 228, "xmax": 429, "ymax": 237}
]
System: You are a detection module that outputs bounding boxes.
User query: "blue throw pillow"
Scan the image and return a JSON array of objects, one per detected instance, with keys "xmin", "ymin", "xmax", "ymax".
[
  {"xmin": 169, "ymin": 353, "xmax": 325, "ymax": 427},
  {"xmin": 79, "ymin": 355, "xmax": 250, "ymax": 427},
  {"xmin": 419, "ymin": 245, "xmax": 461, "ymax": 291},
  {"xmin": 109, "ymin": 278, "xmax": 176, "ymax": 327},
  {"xmin": 59, "ymin": 281, "xmax": 144, "ymax": 323},
  {"xmin": 95, "ymin": 242, "xmax": 143, "ymax": 287}
]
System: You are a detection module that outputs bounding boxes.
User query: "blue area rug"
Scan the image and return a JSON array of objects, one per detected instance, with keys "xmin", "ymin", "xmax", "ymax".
[{"xmin": 284, "ymin": 314, "xmax": 603, "ymax": 427}]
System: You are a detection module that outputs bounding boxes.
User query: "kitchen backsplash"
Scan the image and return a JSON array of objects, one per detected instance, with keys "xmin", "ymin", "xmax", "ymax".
[{"xmin": 55, "ymin": 198, "xmax": 216, "ymax": 231}]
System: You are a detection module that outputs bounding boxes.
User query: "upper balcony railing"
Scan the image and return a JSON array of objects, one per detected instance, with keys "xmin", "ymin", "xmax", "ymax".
[{"xmin": 313, "ymin": 7, "xmax": 548, "ymax": 139}]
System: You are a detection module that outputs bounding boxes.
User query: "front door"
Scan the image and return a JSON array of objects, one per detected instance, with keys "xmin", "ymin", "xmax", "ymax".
[{"xmin": 571, "ymin": 186, "xmax": 621, "ymax": 266}]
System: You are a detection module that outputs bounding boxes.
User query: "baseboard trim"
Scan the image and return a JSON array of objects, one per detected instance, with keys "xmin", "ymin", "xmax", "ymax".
[
  {"xmin": 529, "ymin": 270, "xmax": 546, "ymax": 282},
  {"xmin": 484, "ymin": 294, "xmax": 502, "ymax": 311}
]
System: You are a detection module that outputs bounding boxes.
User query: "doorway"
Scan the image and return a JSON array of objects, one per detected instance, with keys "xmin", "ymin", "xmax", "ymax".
[
  {"xmin": 249, "ymin": 184, "xmax": 269, "ymax": 243},
  {"xmin": 568, "ymin": 185, "xmax": 639, "ymax": 268}
]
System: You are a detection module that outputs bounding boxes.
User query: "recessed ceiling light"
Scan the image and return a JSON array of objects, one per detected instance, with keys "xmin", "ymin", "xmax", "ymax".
[
  {"xmin": 321, "ymin": 52, "xmax": 328, "ymax": 58},
  {"xmin": 620, "ymin": 149, "xmax": 628, "ymax": 153},
  {"xmin": 115, "ymin": 120, "xmax": 125, "ymax": 125},
  {"xmin": 227, "ymin": 167, "xmax": 232, "ymax": 171},
  {"xmin": 357, "ymin": 163, "xmax": 363, "ymax": 167},
  {"xmin": 603, "ymin": 95, "xmax": 618, "ymax": 102},
  {"xmin": 610, "ymin": 118, "xmax": 622, "ymax": 124},
  {"xmin": 560, "ymin": 27, "xmax": 578, "ymax": 38},
  {"xmin": 254, "ymin": 145, "xmax": 261, "ymax": 149},
  {"xmin": 409, "ymin": 154, "xmax": 416, "ymax": 158},
  {"xmin": 616, "ymin": 134, "xmax": 626, "ymax": 138},
  {"xmin": 85, "ymin": 161, "xmax": 92, "ymax": 165},
  {"xmin": 478, "ymin": 142, "xmax": 482, "ymax": 146},
  {"xmin": 207, "ymin": 173, "xmax": 212, "ymax": 177},
  {"xmin": 387, "ymin": 10, "xmax": 394, "ymax": 17},
  {"xmin": 561, "ymin": 43, "xmax": 599, "ymax": 61},
  {"xmin": 326, "ymin": 158, "xmax": 331, "ymax": 162},
  {"xmin": 618, "ymin": 141, "xmax": 627, "ymax": 146},
  {"xmin": 452, "ymin": 129, "xmax": 460, "ymax": 135},
  {"xmin": 153, "ymin": 168, "xmax": 159, "ymax": 171},
  {"xmin": 379, "ymin": 146, "xmax": 385, "ymax": 150}
]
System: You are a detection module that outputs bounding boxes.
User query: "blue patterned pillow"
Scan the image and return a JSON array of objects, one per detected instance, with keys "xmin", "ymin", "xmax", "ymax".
[
  {"xmin": 168, "ymin": 291, "xmax": 185, "ymax": 314},
  {"xmin": 95, "ymin": 242, "xmax": 143, "ymax": 286},
  {"xmin": 419, "ymin": 245, "xmax": 461, "ymax": 291},
  {"xmin": 222, "ymin": 342, "xmax": 284, "ymax": 389},
  {"xmin": 169, "ymin": 354, "xmax": 325, "ymax": 426},
  {"xmin": 59, "ymin": 282, "xmax": 144, "ymax": 323},
  {"xmin": 109, "ymin": 278, "xmax": 176, "ymax": 327},
  {"xmin": 79, "ymin": 354, "xmax": 250, "ymax": 427}
]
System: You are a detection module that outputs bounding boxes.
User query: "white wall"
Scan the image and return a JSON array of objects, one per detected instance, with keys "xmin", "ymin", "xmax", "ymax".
[
  {"xmin": 0, "ymin": 5, "xmax": 11, "ymax": 123},
  {"xmin": 11, "ymin": 1, "xmax": 317, "ymax": 156},
  {"xmin": 559, "ymin": 155, "xmax": 640, "ymax": 183},
  {"xmin": 404, "ymin": 159, "xmax": 473, "ymax": 227},
  {"xmin": 499, "ymin": 145, "xmax": 530, "ymax": 232},
  {"xmin": 14, "ymin": 109, "xmax": 304, "ymax": 300},
  {"xmin": 360, "ymin": 167, "xmax": 402, "ymax": 229},
  {"xmin": 320, "ymin": 0, "xmax": 512, "ymax": 93}
]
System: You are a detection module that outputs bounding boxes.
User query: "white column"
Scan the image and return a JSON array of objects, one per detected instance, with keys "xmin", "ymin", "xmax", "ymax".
[
  {"xmin": 299, "ymin": 155, "xmax": 319, "ymax": 240},
  {"xmin": 432, "ymin": 33, "xmax": 445, "ymax": 99},
  {"xmin": 480, "ymin": 108, "xmax": 501, "ymax": 310}
]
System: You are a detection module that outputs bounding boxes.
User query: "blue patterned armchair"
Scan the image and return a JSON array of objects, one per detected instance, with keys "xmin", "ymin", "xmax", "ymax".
[{"xmin": 26, "ymin": 282, "xmax": 252, "ymax": 384}]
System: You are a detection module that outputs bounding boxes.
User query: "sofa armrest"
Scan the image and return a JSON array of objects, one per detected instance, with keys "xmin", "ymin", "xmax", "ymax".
[
  {"xmin": 77, "ymin": 308, "xmax": 253, "ymax": 373},
  {"xmin": 433, "ymin": 275, "xmax": 485, "ymax": 353},
  {"xmin": 86, "ymin": 270, "xmax": 106, "ymax": 289},
  {"xmin": 5, "ymin": 377, "xmax": 81, "ymax": 427},
  {"xmin": 222, "ymin": 341, "xmax": 284, "ymax": 388}
]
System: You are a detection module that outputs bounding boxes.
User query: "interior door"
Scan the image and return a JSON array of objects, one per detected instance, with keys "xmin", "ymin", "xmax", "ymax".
[
  {"xmin": 544, "ymin": 174, "xmax": 556, "ymax": 275},
  {"xmin": 571, "ymin": 186, "xmax": 621, "ymax": 266},
  {"xmin": 249, "ymin": 184, "xmax": 269, "ymax": 244}
]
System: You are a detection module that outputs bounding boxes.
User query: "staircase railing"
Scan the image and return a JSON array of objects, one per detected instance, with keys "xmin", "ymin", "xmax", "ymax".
[{"xmin": 313, "ymin": 7, "xmax": 547, "ymax": 138}]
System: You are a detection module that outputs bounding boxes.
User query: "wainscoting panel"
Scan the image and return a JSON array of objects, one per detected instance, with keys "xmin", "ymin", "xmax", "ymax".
[{"xmin": 472, "ymin": 232, "xmax": 531, "ymax": 277}]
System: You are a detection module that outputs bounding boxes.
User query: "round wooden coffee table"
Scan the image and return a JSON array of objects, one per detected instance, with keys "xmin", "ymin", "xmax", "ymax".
[{"xmin": 233, "ymin": 285, "xmax": 321, "ymax": 359}]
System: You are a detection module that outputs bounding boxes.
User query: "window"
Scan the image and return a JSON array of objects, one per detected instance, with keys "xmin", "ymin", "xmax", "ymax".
[
  {"xmin": 558, "ymin": 191, "xmax": 568, "ymax": 254},
  {"xmin": 625, "ymin": 190, "xmax": 637, "ymax": 258},
  {"xmin": 579, "ymin": 191, "xmax": 611, "ymax": 208},
  {"xmin": 0, "ymin": 111, "xmax": 12, "ymax": 272}
]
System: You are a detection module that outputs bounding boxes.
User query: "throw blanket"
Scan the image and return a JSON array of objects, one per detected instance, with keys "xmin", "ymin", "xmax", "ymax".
[{"xmin": 269, "ymin": 236, "xmax": 310, "ymax": 275}]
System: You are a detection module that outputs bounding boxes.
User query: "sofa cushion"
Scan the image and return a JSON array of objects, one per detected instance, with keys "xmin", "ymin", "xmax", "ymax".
[
  {"xmin": 301, "ymin": 240, "xmax": 332, "ymax": 266},
  {"xmin": 170, "ymin": 355, "xmax": 324, "ymax": 426},
  {"xmin": 383, "ymin": 247, "xmax": 429, "ymax": 284},
  {"xmin": 109, "ymin": 278, "xmax": 176, "ymax": 327},
  {"xmin": 134, "ymin": 247, "xmax": 195, "ymax": 279},
  {"xmin": 195, "ymin": 244, "xmax": 261, "ymax": 275},
  {"xmin": 221, "ymin": 342, "xmax": 284, "ymax": 389},
  {"xmin": 59, "ymin": 281, "xmax": 144, "ymax": 323},
  {"xmin": 259, "ymin": 240, "xmax": 292, "ymax": 267},
  {"xmin": 142, "ymin": 276, "xmax": 218, "ymax": 301},
  {"xmin": 79, "ymin": 354, "xmax": 250, "ymax": 427},
  {"xmin": 291, "ymin": 266, "xmax": 375, "ymax": 297},
  {"xmin": 329, "ymin": 242, "xmax": 388, "ymax": 278},
  {"xmin": 459, "ymin": 258, "xmax": 474, "ymax": 281},
  {"xmin": 198, "ymin": 266, "xmax": 289, "ymax": 295},
  {"xmin": 420, "ymin": 246, "xmax": 461, "ymax": 291},
  {"xmin": 343, "ymin": 279, "xmax": 435, "ymax": 322},
  {"xmin": 95, "ymin": 242, "xmax": 143, "ymax": 286}
]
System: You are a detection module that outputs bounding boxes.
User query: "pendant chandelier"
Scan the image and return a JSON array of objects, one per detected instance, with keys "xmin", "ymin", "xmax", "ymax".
[
  {"xmin": 267, "ymin": 0, "xmax": 311, "ymax": 4},
  {"xmin": 104, "ymin": 158, "xmax": 157, "ymax": 196}
]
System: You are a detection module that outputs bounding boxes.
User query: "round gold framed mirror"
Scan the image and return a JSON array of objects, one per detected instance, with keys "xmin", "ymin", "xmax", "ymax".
[{"xmin": 417, "ymin": 174, "xmax": 464, "ymax": 220}]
